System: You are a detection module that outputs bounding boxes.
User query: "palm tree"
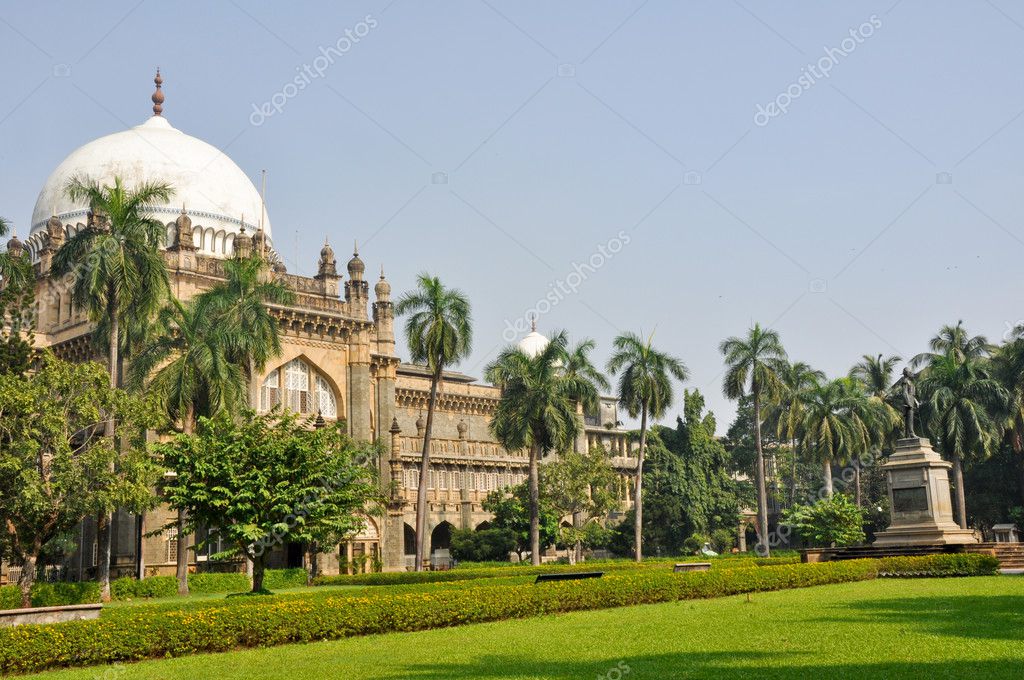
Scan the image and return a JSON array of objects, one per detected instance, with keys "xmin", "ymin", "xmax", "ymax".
[
  {"xmin": 720, "ymin": 323, "xmax": 787, "ymax": 556},
  {"xmin": 486, "ymin": 331, "xmax": 578, "ymax": 565},
  {"xmin": 395, "ymin": 274, "xmax": 472, "ymax": 571},
  {"xmin": 802, "ymin": 377, "xmax": 891, "ymax": 500},
  {"xmin": 993, "ymin": 339, "xmax": 1024, "ymax": 505},
  {"xmin": 563, "ymin": 338, "xmax": 610, "ymax": 452},
  {"xmin": 128, "ymin": 298, "xmax": 246, "ymax": 595},
  {"xmin": 51, "ymin": 175, "xmax": 172, "ymax": 601},
  {"xmin": 198, "ymin": 253, "xmax": 294, "ymax": 407},
  {"xmin": 770, "ymin": 361, "xmax": 823, "ymax": 507},
  {"xmin": 848, "ymin": 353, "xmax": 903, "ymax": 505},
  {"xmin": 606, "ymin": 332, "xmax": 687, "ymax": 562},
  {"xmin": 918, "ymin": 354, "xmax": 1007, "ymax": 528},
  {"xmin": 0, "ymin": 217, "xmax": 32, "ymax": 290},
  {"xmin": 911, "ymin": 321, "xmax": 991, "ymax": 369}
]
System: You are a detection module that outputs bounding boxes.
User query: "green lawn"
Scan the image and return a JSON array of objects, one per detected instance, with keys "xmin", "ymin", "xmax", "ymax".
[{"xmin": 27, "ymin": 576, "xmax": 1023, "ymax": 679}]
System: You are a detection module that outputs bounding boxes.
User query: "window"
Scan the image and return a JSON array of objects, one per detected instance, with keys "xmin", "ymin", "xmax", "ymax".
[
  {"xmin": 315, "ymin": 376, "xmax": 337, "ymax": 418},
  {"xmin": 166, "ymin": 527, "xmax": 179, "ymax": 563},
  {"xmin": 260, "ymin": 360, "xmax": 339, "ymax": 418},
  {"xmin": 439, "ymin": 470, "xmax": 448, "ymax": 490},
  {"xmin": 285, "ymin": 360, "xmax": 310, "ymax": 413},
  {"xmin": 261, "ymin": 370, "xmax": 280, "ymax": 411}
]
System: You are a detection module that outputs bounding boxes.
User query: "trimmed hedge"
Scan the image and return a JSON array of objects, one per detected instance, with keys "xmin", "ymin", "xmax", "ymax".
[
  {"xmin": 876, "ymin": 553, "xmax": 1000, "ymax": 577},
  {"xmin": 111, "ymin": 570, "xmax": 308, "ymax": 601},
  {"xmin": 0, "ymin": 582, "xmax": 100, "ymax": 609},
  {"xmin": 314, "ymin": 556, "xmax": 800, "ymax": 587},
  {"xmin": 0, "ymin": 554, "xmax": 997, "ymax": 675}
]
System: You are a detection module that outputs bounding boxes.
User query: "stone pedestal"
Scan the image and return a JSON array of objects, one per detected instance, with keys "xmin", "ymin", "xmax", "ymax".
[{"xmin": 874, "ymin": 437, "xmax": 977, "ymax": 547}]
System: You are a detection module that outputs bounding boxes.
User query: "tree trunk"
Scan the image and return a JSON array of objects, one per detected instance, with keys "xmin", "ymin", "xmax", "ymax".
[
  {"xmin": 98, "ymin": 295, "xmax": 119, "ymax": 602},
  {"xmin": 177, "ymin": 408, "xmax": 194, "ymax": 596},
  {"xmin": 752, "ymin": 392, "xmax": 770, "ymax": 557},
  {"xmin": 176, "ymin": 509, "xmax": 189, "ymax": 596},
  {"xmin": 415, "ymin": 369, "xmax": 441, "ymax": 571},
  {"xmin": 97, "ymin": 511, "xmax": 112, "ymax": 602},
  {"xmin": 634, "ymin": 406, "xmax": 648, "ymax": 563},
  {"xmin": 952, "ymin": 453, "xmax": 968, "ymax": 529},
  {"xmin": 822, "ymin": 458, "xmax": 834, "ymax": 498},
  {"xmin": 252, "ymin": 555, "xmax": 266, "ymax": 592},
  {"xmin": 853, "ymin": 461, "xmax": 862, "ymax": 507},
  {"xmin": 17, "ymin": 553, "xmax": 37, "ymax": 609},
  {"xmin": 573, "ymin": 510, "xmax": 583, "ymax": 564},
  {"xmin": 306, "ymin": 541, "xmax": 319, "ymax": 586},
  {"xmin": 789, "ymin": 438, "xmax": 798, "ymax": 508},
  {"xmin": 528, "ymin": 443, "xmax": 541, "ymax": 566}
]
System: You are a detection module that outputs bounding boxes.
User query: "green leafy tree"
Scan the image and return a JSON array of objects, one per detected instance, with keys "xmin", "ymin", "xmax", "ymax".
[
  {"xmin": 156, "ymin": 410, "xmax": 383, "ymax": 592},
  {"xmin": 449, "ymin": 527, "xmax": 516, "ymax": 562},
  {"xmin": 919, "ymin": 354, "xmax": 1007, "ymax": 528},
  {"xmin": 540, "ymin": 447, "xmax": 618, "ymax": 562},
  {"xmin": 719, "ymin": 323, "xmax": 787, "ymax": 555},
  {"xmin": 607, "ymin": 331, "xmax": 688, "ymax": 562},
  {"xmin": 394, "ymin": 274, "xmax": 472, "ymax": 571},
  {"xmin": 487, "ymin": 331, "xmax": 579, "ymax": 565},
  {"xmin": 0, "ymin": 225, "xmax": 35, "ymax": 377},
  {"xmin": 0, "ymin": 354, "xmax": 160, "ymax": 607},
  {"xmin": 642, "ymin": 391, "xmax": 741, "ymax": 555},
  {"xmin": 481, "ymin": 482, "xmax": 559, "ymax": 562},
  {"xmin": 0, "ymin": 217, "xmax": 33, "ymax": 292},
  {"xmin": 783, "ymin": 494, "xmax": 866, "ymax": 547},
  {"xmin": 51, "ymin": 176, "xmax": 172, "ymax": 599},
  {"xmin": 128, "ymin": 297, "xmax": 245, "ymax": 595},
  {"xmin": 993, "ymin": 337, "xmax": 1024, "ymax": 505}
]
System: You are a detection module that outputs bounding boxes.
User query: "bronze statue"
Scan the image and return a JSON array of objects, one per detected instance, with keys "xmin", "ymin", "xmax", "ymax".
[{"xmin": 901, "ymin": 367, "xmax": 919, "ymax": 438}]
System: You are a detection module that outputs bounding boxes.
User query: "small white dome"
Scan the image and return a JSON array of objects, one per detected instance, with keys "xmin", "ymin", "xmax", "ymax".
[
  {"xmin": 30, "ymin": 114, "xmax": 270, "ymax": 258},
  {"xmin": 518, "ymin": 329, "xmax": 549, "ymax": 358}
]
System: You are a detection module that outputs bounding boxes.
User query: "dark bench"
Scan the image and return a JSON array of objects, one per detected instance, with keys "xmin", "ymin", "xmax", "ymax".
[
  {"xmin": 673, "ymin": 562, "xmax": 712, "ymax": 573},
  {"xmin": 534, "ymin": 571, "xmax": 604, "ymax": 583}
]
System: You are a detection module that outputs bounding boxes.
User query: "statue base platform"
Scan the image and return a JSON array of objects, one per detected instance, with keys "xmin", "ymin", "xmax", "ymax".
[{"xmin": 873, "ymin": 437, "xmax": 978, "ymax": 547}]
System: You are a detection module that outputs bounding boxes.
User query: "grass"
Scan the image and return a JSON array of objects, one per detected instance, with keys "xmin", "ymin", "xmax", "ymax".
[{"xmin": 24, "ymin": 575, "xmax": 1023, "ymax": 679}]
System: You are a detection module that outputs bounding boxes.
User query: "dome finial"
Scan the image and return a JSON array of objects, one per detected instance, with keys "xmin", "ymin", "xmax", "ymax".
[
  {"xmin": 151, "ymin": 68, "xmax": 164, "ymax": 116},
  {"xmin": 530, "ymin": 313, "xmax": 537, "ymax": 333},
  {"xmin": 353, "ymin": 239, "xmax": 359, "ymax": 256}
]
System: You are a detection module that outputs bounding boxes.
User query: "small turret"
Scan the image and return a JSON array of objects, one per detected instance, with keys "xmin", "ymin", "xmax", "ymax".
[
  {"xmin": 234, "ymin": 222, "xmax": 252, "ymax": 259},
  {"xmin": 6, "ymin": 233, "xmax": 24, "ymax": 259},
  {"xmin": 344, "ymin": 241, "xmax": 369, "ymax": 318},
  {"xmin": 169, "ymin": 206, "xmax": 195, "ymax": 251}
]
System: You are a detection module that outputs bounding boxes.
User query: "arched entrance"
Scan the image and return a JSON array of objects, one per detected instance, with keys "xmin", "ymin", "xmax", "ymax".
[{"xmin": 430, "ymin": 521, "xmax": 454, "ymax": 551}]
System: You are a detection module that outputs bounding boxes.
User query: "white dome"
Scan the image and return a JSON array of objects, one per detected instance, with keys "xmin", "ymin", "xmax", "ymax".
[
  {"xmin": 30, "ymin": 115, "xmax": 270, "ymax": 258},
  {"xmin": 518, "ymin": 329, "xmax": 549, "ymax": 358}
]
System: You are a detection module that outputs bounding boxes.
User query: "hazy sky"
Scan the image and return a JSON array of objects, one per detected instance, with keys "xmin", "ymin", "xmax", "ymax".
[{"xmin": 3, "ymin": 1, "xmax": 1023, "ymax": 431}]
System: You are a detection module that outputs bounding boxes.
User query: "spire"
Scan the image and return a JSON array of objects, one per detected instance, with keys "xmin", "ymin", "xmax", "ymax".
[
  {"xmin": 151, "ymin": 68, "xmax": 164, "ymax": 116},
  {"xmin": 530, "ymin": 314, "xmax": 537, "ymax": 333}
]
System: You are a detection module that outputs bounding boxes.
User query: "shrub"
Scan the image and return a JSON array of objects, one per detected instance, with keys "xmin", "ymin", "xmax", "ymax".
[
  {"xmin": 263, "ymin": 568, "xmax": 308, "ymax": 590},
  {"xmin": 0, "ymin": 554, "xmax": 997, "ymax": 675},
  {"xmin": 110, "ymin": 576, "xmax": 177, "ymax": 600},
  {"xmin": 450, "ymin": 528, "xmax": 516, "ymax": 562},
  {"xmin": 876, "ymin": 553, "xmax": 1000, "ymax": 577},
  {"xmin": 784, "ymin": 494, "xmax": 866, "ymax": 547},
  {"xmin": 0, "ymin": 582, "xmax": 100, "ymax": 609}
]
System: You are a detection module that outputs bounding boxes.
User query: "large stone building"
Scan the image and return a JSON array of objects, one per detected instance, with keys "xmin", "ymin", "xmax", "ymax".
[{"xmin": 8, "ymin": 73, "xmax": 636, "ymax": 578}]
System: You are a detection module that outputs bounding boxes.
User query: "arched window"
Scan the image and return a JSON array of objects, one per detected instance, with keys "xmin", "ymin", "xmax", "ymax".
[
  {"xmin": 260, "ymin": 359, "xmax": 339, "ymax": 419},
  {"xmin": 315, "ymin": 375, "xmax": 337, "ymax": 418}
]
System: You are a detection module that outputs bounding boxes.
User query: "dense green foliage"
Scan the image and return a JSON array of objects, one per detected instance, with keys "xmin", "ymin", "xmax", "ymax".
[
  {"xmin": 155, "ymin": 410, "xmax": 383, "ymax": 592},
  {"xmin": 481, "ymin": 482, "xmax": 560, "ymax": 561},
  {"xmin": 783, "ymin": 494, "xmax": 866, "ymax": 547},
  {"xmin": 0, "ymin": 555, "xmax": 996, "ymax": 675},
  {"xmin": 0, "ymin": 581, "xmax": 100, "ymax": 609},
  {"xmin": 633, "ymin": 390, "xmax": 742, "ymax": 555},
  {"xmin": 449, "ymin": 528, "xmax": 516, "ymax": 563}
]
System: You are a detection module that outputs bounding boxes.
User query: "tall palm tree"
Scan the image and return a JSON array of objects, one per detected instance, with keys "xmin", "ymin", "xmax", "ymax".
[
  {"xmin": 848, "ymin": 353, "xmax": 903, "ymax": 504},
  {"xmin": 128, "ymin": 298, "xmax": 246, "ymax": 595},
  {"xmin": 911, "ymin": 321, "xmax": 991, "ymax": 369},
  {"xmin": 487, "ymin": 331, "xmax": 578, "ymax": 565},
  {"xmin": 993, "ymin": 339, "xmax": 1024, "ymax": 505},
  {"xmin": 198, "ymin": 253, "xmax": 294, "ymax": 407},
  {"xmin": 395, "ymin": 274, "xmax": 472, "ymax": 571},
  {"xmin": 563, "ymin": 338, "xmax": 610, "ymax": 452},
  {"xmin": 606, "ymin": 332, "xmax": 687, "ymax": 562},
  {"xmin": 802, "ymin": 377, "xmax": 890, "ymax": 499},
  {"xmin": 0, "ymin": 217, "xmax": 32, "ymax": 290},
  {"xmin": 770, "ymin": 361, "xmax": 824, "ymax": 507},
  {"xmin": 918, "ymin": 354, "xmax": 1007, "ymax": 528},
  {"xmin": 720, "ymin": 323, "xmax": 787, "ymax": 556},
  {"xmin": 51, "ymin": 175, "xmax": 172, "ymax": 601}
]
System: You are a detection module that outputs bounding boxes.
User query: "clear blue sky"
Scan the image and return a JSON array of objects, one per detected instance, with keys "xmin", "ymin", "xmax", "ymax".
[{"xmin": 3, "ymin": 1, "xmax": 1023, "ymax": 431}]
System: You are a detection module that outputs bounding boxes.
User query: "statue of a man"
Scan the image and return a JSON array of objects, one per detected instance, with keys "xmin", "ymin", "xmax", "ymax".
[{"xmin": 901, "ymin": 367, "xmax": 919, "ymax": 438}]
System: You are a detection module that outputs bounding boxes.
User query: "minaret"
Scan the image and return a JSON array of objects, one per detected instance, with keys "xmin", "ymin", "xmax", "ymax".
[
  {"xmin": 373, "ymin": 265, "xmax": 394, "ymax": 354},
  {"xmin": 344, "ymin": 241, "xmax": 368, "ymax": 319},
  {"xmin": 314, "ymin": 237, "xmax": 340, "ymax": 297},
  {"xmin": 233, "ymin": 219, "xmax": 252, "ymax": 259}
]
